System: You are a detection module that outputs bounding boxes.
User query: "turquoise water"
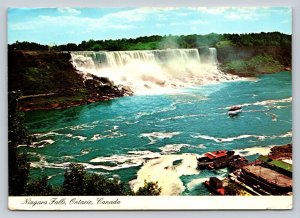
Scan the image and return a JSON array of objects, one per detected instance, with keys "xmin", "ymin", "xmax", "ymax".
[{"xmin": 22, "ymin": 71, "xmax": 292, "ymax": 195}]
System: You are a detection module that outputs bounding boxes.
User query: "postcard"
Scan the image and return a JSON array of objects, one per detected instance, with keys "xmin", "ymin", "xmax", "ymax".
[{"xmin": 8, "ymin": 7, "xmax": 292, "ymax": 210}]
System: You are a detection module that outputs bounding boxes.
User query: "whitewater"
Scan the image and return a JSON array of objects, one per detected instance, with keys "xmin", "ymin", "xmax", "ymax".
[{"xmin": 71, "ymin": 48, "xmax": 238, "ymax": 94}]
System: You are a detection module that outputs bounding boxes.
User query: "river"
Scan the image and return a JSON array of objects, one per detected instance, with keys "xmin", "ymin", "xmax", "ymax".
[{"xmin": 22, "ymin": 70, "xmax": 291, "ymax": 195}]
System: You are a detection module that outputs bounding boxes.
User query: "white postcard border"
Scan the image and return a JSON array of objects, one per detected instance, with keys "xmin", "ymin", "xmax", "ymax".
[
  {"xmin": 8, "ymin": 196, "xmax": 293, "ymax": 210},
  {"xmin": 2, "ymin": 0, "xmax": 299, "ymax": 217}
]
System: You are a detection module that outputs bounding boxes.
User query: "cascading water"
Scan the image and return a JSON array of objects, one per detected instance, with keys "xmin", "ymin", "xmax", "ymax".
[
  {"xmin": 209, "ymin": 48, "xmax": 218, "ymax": 65},
  {"xmin": 71, "ymin": 48, "xmax": 237, "ymax": 94}
]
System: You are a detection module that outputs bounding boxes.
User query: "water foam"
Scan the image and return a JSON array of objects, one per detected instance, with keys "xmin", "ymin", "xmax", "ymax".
[
  {"xmin": 89, "ymin": 150, "xmax": 161, "ymax": 171},
  {"xmin": 130, "ymin": 153, "xmax": 199, "ymax": 195},
  {"xmin": 186, "ymin": 178, "xmax": 207, "ymax": 191},
  {"xmin": 30, "ymin": 139, "xmax": 55, "ymax": 148},
  {"xmin": 71, "ymin": 49, "xmax": 238, "ymax": 94},
  {"xmin": 191, "ymin": 131, "xmax": 292, "ymax": 143},
  {"xmin": 160, "ymin": 114, "xmax": 206, "ymax": 122},
  {"xmin": 235, "ymin": 146, "xmax": 272, "ymax": 156},
  {"xmin": 186, "ymin": 172, "xmax": 227, "ymax": 191},
  {"xmin": 159, "ymin": 144, "xmax": 190, "ymax": 154},
  {"xmin": 140, "ymin": 132, "xmax": 181, "ymax": 144},
  {"xmin": 69, "ymin": 123, "xmax": 97, "ymax": 131},
  {"xmin": 90, "ymin": 125, "xmax": 126, "ymax": 141},
  {"xmin": 239, "ymin": 97, "xmax": 292, "ymax": 108},
  {"xmin": 191, "ymin": 134, "xmax": 266, "ymax": 143}
]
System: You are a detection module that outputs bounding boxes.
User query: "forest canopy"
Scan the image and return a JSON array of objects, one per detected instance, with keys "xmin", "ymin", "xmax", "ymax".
[{"xmin": 8, "ymin": 32, "xmax": 291, "ymax": 52}]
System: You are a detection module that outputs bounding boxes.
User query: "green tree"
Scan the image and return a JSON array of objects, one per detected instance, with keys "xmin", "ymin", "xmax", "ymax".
[
  {"xmin": 84, "ymin": 173, "xmax": 130, "ymax": 195},
  {"xmin": 62, "ymin": 163, "xmax": 86, "ymax": 195},
  {"xmin": 9, "ymin": 32, "xmax": 291, "ymax": 52},
  {"xmin": 8, "ymin": 91, "xmax": 33, "ymax": 196},
  {"xmin": 9, "ymin": 152, "xmax": 30, "ymax": 196},
  {"xmin": 135, "ymin": 180, "xmax": 162, "ymax": 196},
  {"xmin": 62, "ymin": 163, "xmax": 130, "ymax": 195},
  {"xmin": 25, "ymin": 176, "xmax": 53, "ymax": 196},
  {"xmin": 90, "ymin": 44, "xmax": 102, "ymax": 51}
]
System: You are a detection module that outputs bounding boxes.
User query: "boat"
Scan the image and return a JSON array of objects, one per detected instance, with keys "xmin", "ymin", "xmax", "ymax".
[
  {"xmin": 203, "ymin": 177, "xmax": 225, "ymax": 195},
  {"xmin": 228, "ymin": 106, "xmax": 242, "ymax": 111},
  {"xmin": 197, "ymin": 150, "xmax": 236, "ymax": 169},
  {"xmin": 228, "ymin": 105, "xmax": 242, "ymax": 116}
]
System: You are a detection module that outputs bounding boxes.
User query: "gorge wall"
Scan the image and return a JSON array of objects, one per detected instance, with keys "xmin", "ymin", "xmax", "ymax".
[
  {"xmin": 217, "ymin": 46, "xmax": 291, "ymax": 76},
  {"xmin": 8, "ymin": 51, "xmax": 131, "ymax": 111},
  {"xmin": 8, "ymin": 45, "xmax": 291, "ymax": 111}
]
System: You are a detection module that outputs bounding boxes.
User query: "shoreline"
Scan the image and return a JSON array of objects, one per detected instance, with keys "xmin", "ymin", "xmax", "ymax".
[
  {"xmin": 225, "ymin": 68, "xmax": 291, "ymax": 78},
  {"xmin": 18, "ymin": 70, "xmax": 291, "ymax": 112},
  {"xmin": 19, "ymin": 96, "xmax": 113, "ymax": 112}
]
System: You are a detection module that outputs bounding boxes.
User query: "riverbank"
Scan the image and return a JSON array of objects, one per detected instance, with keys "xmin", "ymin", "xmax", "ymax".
[
  {"xmin": 8, "ymin": 50, "xmax": 132, "ymax": 111},
  {"xmin": 217, "ymin": 46, "xmax": 291, "ymax": 76},
  {"xmin": 9, "ymin": 45, "xmax": 291, "ymax": 111}
]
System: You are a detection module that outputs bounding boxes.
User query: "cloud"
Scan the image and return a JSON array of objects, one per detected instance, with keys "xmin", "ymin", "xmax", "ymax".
[
  {"xmin": 263, "ymin": 7, "xmax": 291, "ymax": 15},
  {"xmin": 224, "ymin": 8, "xmax": 264, "ymax": 21},
  {"xmin": 169, "ymin": 19, "xmax": 208, "ymax": 27},
  {"xmin": 100, "ymin": 9, "xmax": 146, "ymax": 22},
  {"xmin": 58, "ymin": 8, "xmax": 81, "ymax": 15},
  {"xmin": 190, "ymin": 20, "xmax": 209, "ymax": 25},
  {"xmin": 9, "ymin": 12, "xmax": 138, "ymax": 32},
  {"xmin": 9, "ymin": 8, "xmax": 181, "ymax": 32},
  {"xmin": 280, "ymin": 20, "xmax": 289, "ymax": 24},
  {"xmin": 177, "ymin": 12, "xmax": 189, "ymax": 17},
  {"xmin": 224, "ymin": 12, "xmax": 251, "ymax": 20},
  {"xmin": 198, "ymin": 8, "xmax": 227, "ymax": 15},
  {"xmin": 8, "ymin": 7, "xmax": 291, "ymax": 43},
  {"xmin": 156, "ymin": 23, "xmax": 166, "ymax": 27},
  {"xmin": 10, "ymin": 20, "xmax": 42, "ymax": 30},
  {"xmin": 191, "ymin": 7, "xmax": 270, "ymax": 21},
  {"xmin": 8, "ymin": 7, "xmax": 258, "ymax": 37}
]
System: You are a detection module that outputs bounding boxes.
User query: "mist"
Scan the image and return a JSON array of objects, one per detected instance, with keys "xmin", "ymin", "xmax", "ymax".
[{"xmin": 71, "ymin": 48, "xmax": 238, "ymax": 94}]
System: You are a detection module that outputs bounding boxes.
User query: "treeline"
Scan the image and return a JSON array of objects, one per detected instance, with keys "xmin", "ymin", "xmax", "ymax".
[
  {"xmin": 221, "ymin": 32, "xmax": 291, "ymax": 47},
  {"xmin": 24, "ymin": 163, "xmax": 161, "ymax": 196},
  {"xmin": 9, "ymin": 91, "xmax": 161, "ymax": 196},
  {"xmin": 8, "ymin": 32, "xmax": 291, "ymax": 52}
]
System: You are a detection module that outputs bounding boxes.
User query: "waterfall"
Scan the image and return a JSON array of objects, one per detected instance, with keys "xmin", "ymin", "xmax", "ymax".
[
  {"xmin": 209, "ymin": 48, "xmax": 218, "ymax": 65},
  {"xmin": 71, "ymin": 48, "xmax": 236, "ymax": 94}
]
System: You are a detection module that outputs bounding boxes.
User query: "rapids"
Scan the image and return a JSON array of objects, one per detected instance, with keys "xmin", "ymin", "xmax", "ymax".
[{"xmin": 22, "ymin": 48, "xmax": 291, "ymax": 195}]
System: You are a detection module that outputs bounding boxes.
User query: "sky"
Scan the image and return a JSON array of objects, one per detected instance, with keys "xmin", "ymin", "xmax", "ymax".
[{"xmin": 8, "ymin": 7, "xmax": 292, "ymax": 45}]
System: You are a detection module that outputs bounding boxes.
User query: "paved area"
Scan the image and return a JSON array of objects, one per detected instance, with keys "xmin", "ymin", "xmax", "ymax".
[{"xmin": 243, "ymin": 165, "xmax": 292, "ymax": 188}]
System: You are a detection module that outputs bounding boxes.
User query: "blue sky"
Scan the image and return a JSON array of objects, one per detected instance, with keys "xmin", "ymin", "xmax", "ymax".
[{"xmin": 8, "ymin": 7, "xmax": 291, "ymax": 45}]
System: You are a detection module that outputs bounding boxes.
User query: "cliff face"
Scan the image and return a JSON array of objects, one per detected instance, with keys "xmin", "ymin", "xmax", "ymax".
[
  {"xmin": 8, "ymin": 51, "xmax": 132, "ymax": 111},
  {"xmin": 217, "ymin": 46, "xmax": 291, "ymax": 65},
  {"xmin": 8, "ymin": 51, "xmax": 82, "ymax": 95},
  {"xmin": 217, "ymin": 46, "xmax": 291, "ymax": 76}
]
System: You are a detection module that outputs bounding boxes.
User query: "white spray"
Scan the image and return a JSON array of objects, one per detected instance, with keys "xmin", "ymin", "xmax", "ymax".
[{"xmin": 71, "ymin": 48, "xmax": 237, "ymax": 94}]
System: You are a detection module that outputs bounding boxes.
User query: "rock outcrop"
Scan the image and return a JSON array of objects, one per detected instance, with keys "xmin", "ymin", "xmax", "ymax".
[{"xmin": 8, "ymin": 50, "xmax": 132, "ymax": 111}]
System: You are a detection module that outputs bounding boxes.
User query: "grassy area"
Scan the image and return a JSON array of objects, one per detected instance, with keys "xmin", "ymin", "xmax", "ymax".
[
  {"xmin": 219, "ymin": 54, "xmax": 285, "ymax": 76},
  {"xmin": 258, "ymin": 155, "xmax": 292, "ymax": 173},
  {"xmin": 128, "ymin": 41, "xmax": 160, "ymax": 50},
  {"xmin": 216, "ymin": 40, "xmax": 233, "ymax": 47}
]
